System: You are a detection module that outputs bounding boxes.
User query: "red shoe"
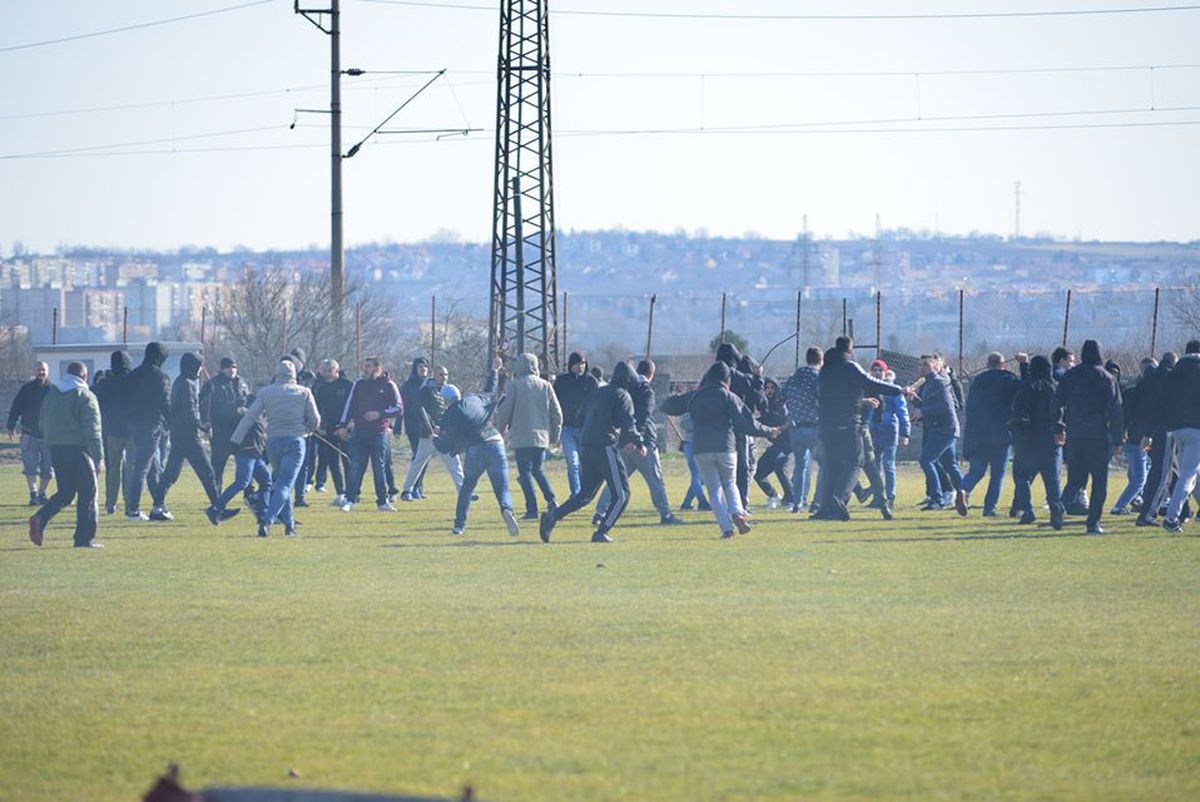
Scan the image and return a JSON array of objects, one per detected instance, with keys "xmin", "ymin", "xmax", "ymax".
[{"xmin": 28, "ymin": 515, "xmax": 44, "ymax": 547}]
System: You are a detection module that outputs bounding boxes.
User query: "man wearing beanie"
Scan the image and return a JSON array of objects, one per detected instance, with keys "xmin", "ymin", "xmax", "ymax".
[
  {"xmin": 200, "ymin": 356, "xmax": 249, "ymax": 489},
  {"xmin": 1054, "ymin": 339, "xmax": 1124, "ymax": 534},
  {"xmin": 554, "ymin": 351, "xmax": 598, "ymax": 497}
]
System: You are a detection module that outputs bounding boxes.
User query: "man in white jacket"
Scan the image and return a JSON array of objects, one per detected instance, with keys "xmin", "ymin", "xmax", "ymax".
[{"xmin": 494, "ymin": 353, "xmax": 563, "ymax": 519}]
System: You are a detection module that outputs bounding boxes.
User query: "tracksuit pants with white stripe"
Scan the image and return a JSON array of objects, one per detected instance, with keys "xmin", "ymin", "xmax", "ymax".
[{"xmin": 548, "ymin": 443, "xmax": 630, "ymax": 536}]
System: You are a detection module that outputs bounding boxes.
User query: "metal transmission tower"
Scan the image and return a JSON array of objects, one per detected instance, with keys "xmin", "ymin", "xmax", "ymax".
[{"xmin": 488, "ymin": 0, "xmax": 559, "ymax": 371}]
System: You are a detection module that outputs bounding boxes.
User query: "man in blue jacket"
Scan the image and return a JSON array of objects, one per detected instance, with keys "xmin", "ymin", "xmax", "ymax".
[
  {"xmin": 906, "ymin": 354, "xmax": 964, "ymax": 513},
  {"xmin": 959, "ymin": 352, "xmax": 1021, "ymax": 517}
]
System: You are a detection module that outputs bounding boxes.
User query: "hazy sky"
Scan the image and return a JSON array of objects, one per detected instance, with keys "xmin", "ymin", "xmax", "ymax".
[{"xmin": 3, "ymin": 0, "xmax": 1199, "ymax": 253}]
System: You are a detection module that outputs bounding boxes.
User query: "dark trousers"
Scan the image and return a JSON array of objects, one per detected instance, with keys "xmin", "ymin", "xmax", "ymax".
[
  {"xmin": 210, "ymin": 426, "xmax": 237, "ymax": 490},
  {"xmin": 552, "ymin": 444, "xmax": 630, "ymax": 536},
  {"xmin": 852, "ymin": 428, "xmax": 885, "ymax": 502},
  {"xmin": 819, "ymin": 425, "xmax": 862, "ymax": 519},
  {"xmin": 1012, "ymin": 443, "xmax": 1063, "ymax": 516},
  {"xmin": 754, "ymin": 438, "xmax": 794, "ymax": 503},
  {"xmin": 347, "ymin": 431, "xmax": 390, "ymax": 505},
  {"xmin": 36, "ymin": 446, "xmax": 98, "ymax": 547},
  {"xmin": 1063, "ymin": 440, "xmax": 1090, "ymax": 508},
  {"xmin": 125, "ymin": 426, "xmax": 164, "ymax": 515},
  {"xmin": 315, "ymin": 433, "xmax": 349, "ymax": 495},
  {"xmin": 515, "ymin": 446, "xmax": 556, "ymax": 515},
  {"xmin": 1062, "ymin": 437, "xmax": 1110, "ymax": 527},
  {"xmin": 103, "ymin": 434, "xmax": 128, "ymax": 511},
  {"xmin": 156, "ymin": 433, "xmax": 220, "ymax": 508}
]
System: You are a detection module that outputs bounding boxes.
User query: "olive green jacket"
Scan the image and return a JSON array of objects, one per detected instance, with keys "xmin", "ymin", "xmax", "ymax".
[{"xmin": 40, "ymin": 375, "xmax": 104, "ymax": 464}]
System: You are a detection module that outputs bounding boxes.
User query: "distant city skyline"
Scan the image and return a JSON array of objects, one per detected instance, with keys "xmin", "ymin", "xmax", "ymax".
[{"xmin": 3, "ymin": 0, "xmax": 1199, "ymax": 252}]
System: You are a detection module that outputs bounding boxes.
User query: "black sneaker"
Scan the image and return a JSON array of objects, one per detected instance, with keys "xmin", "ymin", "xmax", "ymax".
[
  {"xmin": 521, "ymin": 512, "xmax": 540, "ymax": 521},
  {"xmin": 697, "ymin": 501, "xmax": 712, "ymax": 511},
  {"xmin": 1019, "ymin": 510, "xmax": 1036, "ymax": 525},
  {"xmin": 539, "ymin": 511, "xmax": 556, "ymax": 543},
  {"xmin": 149, "ymin": 508, "xmax": 174, "ymax": 522},
  {"xmin": 1050, "ymin": 505, "xmax": 1064, "ymax": 531},
  {"xmin": 294, "ymin": 497, "xmax": 309, "ymax": 508},
  {"xmin": 982, "ymin": 508, "xmax": 998, "ymax": 518},
  {"xmin": 284, "ymin": 523, "xmax": 298, "ymax": 537},
  {"xmin": 205, "ymin": 506, "xmax": 221, "ymax": 527},
  {"xmin": 1163, "ymin": 518, "xmax": 1183, "ymax": 533},
  {"xmin": 591, "ymin": 531, "xmax": 613, "ymax": 543},
  {"xmin": 104, "ymin": 504, "xmax": 116, "ymax": 515},
  {"xmin": 720, "ymin": 530, "xmax": 734, "ymax": 539},
  {"xmin": 880, "ymin": 502, "xmax": 893, "ymax": 521},
  {"xmin": 220, "ymin": 508, "xmax": 241, "ymax": 520},
  {"xmin": 591, "ymin": 513, "xmax": 604, "ymax": 528},
  {"xmin": 1086, "ymin": 523, "xmax": 1106, "ymax": 535},
  {"xmin": 1135, "ymin": 516, "xmax": 1157, "ymax": 527},
  {"xmin": 1008, "ymin": 506, "xmax": 1021, "ymax": 518},
  {"xmin": 257, "ymin": 522, "xmax": 269, "ymax": 538},
  {"xmin": 660, "ymin": 514, "xmax": 685, "ymax": 525},
  {"xmin": 28, "ymin": 493, "xmax": 39, "ymax": 507}
]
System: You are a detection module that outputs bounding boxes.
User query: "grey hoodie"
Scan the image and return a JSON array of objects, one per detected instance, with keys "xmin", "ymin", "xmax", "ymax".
[
  {"xmin": 231, "ymin": 360, "xmax": 320, "ymax": 443},
  {"xmin": 494, "ymin": 353, "xmax": 563, "ymax": 449}
]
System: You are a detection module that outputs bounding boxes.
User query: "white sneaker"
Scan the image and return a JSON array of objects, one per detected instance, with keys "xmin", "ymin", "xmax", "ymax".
[
  {"xmin": 502, "ymin": 508, "xmax": 521, "ymax": 537},
  {"xmin": 377, "ymin": 502, "xmax": 397, "ymax": 512},
  {"xmin": 331, "ymin": 494, "xmax": 347, "ymax": 507},
  {"xmin": 766, "ymin": 496, "xmax": 780, "ymax": 510},
  {"xmin": 340, "ymin": 500, "xmax": 354, "ymax": 512}
]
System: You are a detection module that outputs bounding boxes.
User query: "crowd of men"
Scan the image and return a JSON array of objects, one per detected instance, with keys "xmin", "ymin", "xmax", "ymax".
[{"xmin": 8, "ymin": 334, "xmax": 1200, "ymax": 547}]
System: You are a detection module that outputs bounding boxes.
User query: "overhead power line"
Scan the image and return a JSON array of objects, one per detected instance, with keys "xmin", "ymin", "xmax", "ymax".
[
  {"xmin": 0, "ymin": 0, "xmax": 274, "ymax": 54},
  {"xmin": 0, "ymin": 125, "xmax": 283, "ymax": 159},
  {"xmin": 361, "ymin": 0, "xmax": 1200, "ymax": 21}
]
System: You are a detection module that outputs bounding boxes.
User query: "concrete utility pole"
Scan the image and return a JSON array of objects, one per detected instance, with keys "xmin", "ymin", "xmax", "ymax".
[
  {"xmin": 1014, "ymin": 180, "xmax": 1022, "ymax": 240},
  {"xmin": 295, "ymin": 0, "xmax": 345, "ymax": 347}
]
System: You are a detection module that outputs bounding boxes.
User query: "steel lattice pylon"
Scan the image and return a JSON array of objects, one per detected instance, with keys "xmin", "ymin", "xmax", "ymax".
[{"xmin": 488, "ymin": 0, "xmax": 559, "ymax": 373}]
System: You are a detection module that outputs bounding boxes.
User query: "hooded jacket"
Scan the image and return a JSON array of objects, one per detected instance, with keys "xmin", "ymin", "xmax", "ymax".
[
  {"xmin": 961, "ymin": 368, "xmax": 1021, "ymax": 457},
  {"xmin": 580, "ymin": 361, "xmax": 642, "ymax": 449},
  {"xmin": 435, "ymin": 370, "xmax": 506, "ymax": 456},
  {"xmin": 1054, "ymin": 340, "xmax": 1124, "ymax": 445},
  {"xmin": 868, "ymin": 392, "xmax": 911, "ymax": 448},
  {"xmin": 554, "ymin": 366, "xmax": 598, "ymax": 429},
  {"xmin": 911, "ymin": 370, "xmax": 960, "ymax": 437},
  {"xmin": 661, "ymin": 362, "xmax": 774, "ymax": 455},
  {"xmin": 1161, "ymin": 352, "xmax": 1200, "ymax": 431},
  {"xmin": 39, "ymin": 374, "xmax": 104, "ymax": 464},
  {"xmin": 169, "ymin": 352, "xmax": 207, "ymax": 439},
  {"xmin": 232, "ymin": 360, "xmax": 320, "ymax": 443},
  {"xmin": 93, "ymin": 350, "xmax": 133, "ymax": 438},
  {"xmin": 127, "ymin": 342, "xmax": 172, "ymax": 432},
  {"xmin": 1010, "ymin": 356, "xmax": 1064, "ymax": 449},
  {"xmin": 1119, "ymin": 363, "xmax": 1155, "ymax": 440},
  {"xmin": 715, "ymin": 343, "xmax": 766, "ymax": 412},
  {"xmin": 199, "ymin": 369, "xmax": 250, "ymax": 434},
  {"xmin": 495, "ymin": 353, "xmax": 563, "ymax": 449},
  {"xmin": 818, "ymin": 348, "xmax": 901, "ymax": 430},
  {"xmin": 7, "ymin": 375, "xmax": 51, "ymax": 437},
  {"xmin": 1136, "ymin": 357, "xmax": 1175, "ymax": 437},
  {"xmin": 630, "ymin": 373, "xmax": 660, "ymax": 450},
  {"xmin": 399, "ymin": 357, "xmax": 430, "ymax": 436}
]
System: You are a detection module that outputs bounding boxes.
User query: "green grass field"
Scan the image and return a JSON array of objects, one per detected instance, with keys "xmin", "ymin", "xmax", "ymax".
[{"xmin": 1, "ymin": 456, "xmax": 1197, "ymax": 802}]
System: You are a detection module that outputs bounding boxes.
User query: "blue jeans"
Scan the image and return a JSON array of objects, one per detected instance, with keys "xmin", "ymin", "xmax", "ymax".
[
  {"xmin": 920, "ymin": 431, "xmax": 963, "ymax": 498},
  {"xmin": 876, "ymin": 441, "xmax": 898, "ymax": 502},
  {"xmin": 265, "ymin": 436, "xmax": 306, "ymax": 528},
  {"xmin": 961, "ymin": 443, "xmax": 1010, "ymax": 512},
  {"xmin": 456, "ymin": 441, "xmax": 512, "ymax": 528},
  {"xmin": 348, "ymin": 430, "xmax": 390, "ymax": 505},
  {"xmin": 789, "ymin": 425, "xmax": 819, "ymax": 506},
  {"xmin": 681, "ymin": 441, "xmax": 707, "ymax": 508},
  {"xmin": 515, "ymin": 446, "xmax": 556, "ymax": 515},
  {"xmin": 560, "ymin": 426, "xmax": 583, "ymax": 497},
  {"xmin": 1113, "ymin": 441, "xmax": 1150, "ymax": 512},
  {"xmin": 215, "ymin": 454, "xmax": 272, "ymax": 513}
]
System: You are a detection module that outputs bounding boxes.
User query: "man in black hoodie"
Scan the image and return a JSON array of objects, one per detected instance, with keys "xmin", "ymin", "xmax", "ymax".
[
  {"xmin": 1157, "ymin": 340, "xmax": 1200, "ymax": 531},
  {"xmin": 314, "ymin": 358, "xmax": 354, "ymax": 504},
  {"xmin": 199, "ymin": 356, "xmax": 249, "ymax": 490},
  {"xmin": 594, "ymin": 359, "xmax": 683, "ymax": 527},
  {"xmin": 399, "ymin": 357, "xmax": 431, "ymax": 499},
  {"xmin": 1009, "ymin": 355, "xmax": 1066, "ymax": 529},
  {"xmin": 1054, "ymin": 339, "xmax": 1124, "ymax": 535},
  {"xmin": 540, "ymin": 360, "xmax": 644, "ymax": 543},
  {"xmin": 124, "ymin": 342, "xmax": 172, "ymax": 520},
  {"xmin": 154, "ymin": 352, "xmax": 224, "ymax": 520},
  {"xmin": 1135, "ymin": 352, "xmax": 1178, "ymax": 526},
  {"xmin": 7, "ymin": 360, "xmax": 53, "ymax": 505},
  {"xmin": 959, "ymin": 352, "xmax": 1021, "ymax": 517},
  {"xmin": 93, "ymin": 350, "xmax": 133, "ymax": 514},
  {"xmin": 714, "ymin": 342, "xmax": 766, "ymax": 507},
  {"xmin": 817, "ymin": 338, "xmax": 902, "ymax": 521}
]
